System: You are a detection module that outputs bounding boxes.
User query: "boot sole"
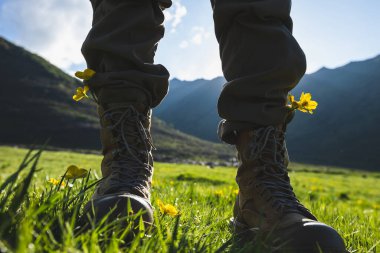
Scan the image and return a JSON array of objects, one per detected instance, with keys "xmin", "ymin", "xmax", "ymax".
[
  {"xmin": 77, "ymin": 193, "xmax": 154, "ymax": 238},
  {"xmin": 229, "ymin": 217, "xmax": 349, "ymax": 253}
]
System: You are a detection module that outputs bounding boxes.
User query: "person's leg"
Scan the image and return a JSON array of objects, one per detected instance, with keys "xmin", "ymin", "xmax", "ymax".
[
  {"xmin": 82, "ymin": 0, "xmax": 170, "ymax": 107},
  {"xmin": 80, "ymin": 0, "xmax": 172, "ymax": 227},
  {"xmin": 212, "ymin": 0, "xmax": 304, "ymax": 143},
  {"xmin": 211, "ymin": 0, "xmax": 347, "ymax": 252}
]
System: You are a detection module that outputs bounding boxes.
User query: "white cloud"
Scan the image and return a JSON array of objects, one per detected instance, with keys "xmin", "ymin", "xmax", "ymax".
[
  {"xmin": 163, "ymin": 0, "xmax": 187, "ymax": 33},
  {"xmin": 174, "ymin": 48, "xmax": 223, "ymax": 80},
  {"xmin": 0, "ymin": 0, "xmax": 92, "ymax": 74},
  {"xmin": 174, "ymin": 27, "xmax": 212, "ymax": 50},
  {"xmin": 191, "ymin": 26, "xmax": 211, "ymax": 45},
  {"xmin": 0, "ymin": 0, "xmax": 222, "ymax": 81},
  {"xmin": 179, "ymin": 40, "xmax": 189, "ymax": 49}
]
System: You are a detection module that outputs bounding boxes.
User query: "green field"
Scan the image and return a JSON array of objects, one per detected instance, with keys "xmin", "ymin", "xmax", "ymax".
[{"xmin": 0, "ymin": 146, "xmax": 379, "ymax": 252}]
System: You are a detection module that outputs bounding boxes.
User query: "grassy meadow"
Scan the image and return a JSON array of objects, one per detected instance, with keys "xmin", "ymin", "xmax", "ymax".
[{"xmin": 0, "ymin": 146, "xmax": 379, "ymax": 252}]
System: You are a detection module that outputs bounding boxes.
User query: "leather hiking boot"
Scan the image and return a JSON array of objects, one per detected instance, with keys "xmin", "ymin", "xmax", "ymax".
[
  {"xmin": 232, "ymin": 125, "xmax": 347, "ymax": 253},
  {"xmin": 84, "ymin": 103, "xmax": 154, "ymax": 231}
]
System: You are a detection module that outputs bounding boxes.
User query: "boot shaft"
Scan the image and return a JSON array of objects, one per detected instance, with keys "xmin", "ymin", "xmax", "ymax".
[
  {"xmin": 96, "ymin": 103, "xmax": 154, "ymax": 199},
  {"xmin": 236, "ymin": 125, "xmax": 289, "ymax": 186},
  {"xmin": 98, "ymin": 103, "xmax": 153, "ymax": 177},
  {"xmin": 234, "ymin": 125, "xmax": 316, "ymax": 230}
]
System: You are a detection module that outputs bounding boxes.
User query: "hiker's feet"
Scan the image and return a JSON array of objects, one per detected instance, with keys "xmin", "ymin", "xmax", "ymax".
[
  {"xmin": 232, "ymin": 126, "xmax": 347, "ymax": 252},
  {"xmin": 84, "ymin": 103, "xmax": 154, "ymax": 229}
]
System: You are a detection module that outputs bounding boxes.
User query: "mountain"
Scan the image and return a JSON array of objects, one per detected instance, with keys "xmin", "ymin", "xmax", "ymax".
[
  {"xmin": 0, "ymin": 37, "xmax": 234, "ymax": 161},
  {"xmin": 288, "ymin": 57, "xmax": 380, "ymax": 171},
  {"xmin": 2, "ymin": 35, "xmax": 378, "ymax": 170},
  {"xmin": 155, "ymin": 77, "xmax": 225, "ymax": 141},
  {"xmin": 154, "ymin": 56, "xmax": 380, "ymax": 171}
]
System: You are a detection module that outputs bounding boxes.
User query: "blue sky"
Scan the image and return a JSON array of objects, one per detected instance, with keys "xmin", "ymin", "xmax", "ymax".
[{"xmin": 1, "ymin": 0, "xmax": 379, "ymax": 80}]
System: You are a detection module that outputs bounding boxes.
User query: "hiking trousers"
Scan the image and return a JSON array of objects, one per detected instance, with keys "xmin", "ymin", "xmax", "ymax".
[{"xmin": 82, "ymin": 0, "xmax": 306, "ymax": 144}]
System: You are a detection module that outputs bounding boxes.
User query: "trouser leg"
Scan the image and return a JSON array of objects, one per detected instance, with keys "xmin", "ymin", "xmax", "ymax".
[
  {"xmin": 80, "ymin": 0, "xmax": 173, "ymax": 229},
  {"xmin": 211, "ymin": 0, "xmax": 307, "ymax": 144},
  {"xmin": 81, "ymin": 0, "xmax": 170, "ymax": 108}
]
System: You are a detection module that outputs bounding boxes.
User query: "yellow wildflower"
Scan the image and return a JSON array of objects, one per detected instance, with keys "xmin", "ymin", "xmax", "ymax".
[
  {"xmin": 288, "ymin": 92, "xmax": 318, "ymax": 114},
  {"xmin": 288, "ymin": 94, "xmax": 300, "ymax": 110},
  {"xmin": 75, "ymin": 68, "xmax": 96, "ymax": 81},
  {"xmin": 48, "ymin": 178, "xmax": 66, "ymax": 188},
  {"xmin": 215, "ymin": 190, "xmax": 224, "ymax": 197},
  {"xmin": 72, "ymin": 85, "xmax": 89, "ymax": 101},
  {"xmin": 299, "ymin": 92, "xmax": 318, "ymax": 114},
  {"xmin": 65, "ymin": 165, "xmax": 88, "ymax": 179},
  {"xmin": 233, "ymin": 189, "xmax": 239, "ymax": 195},
  {"xmin": 157, "ymin": 199, "xmax": 179, "ymax": 217},
  {"xmin": 356, "ymin": 199, "xmax": 364, "ymax": 205}
]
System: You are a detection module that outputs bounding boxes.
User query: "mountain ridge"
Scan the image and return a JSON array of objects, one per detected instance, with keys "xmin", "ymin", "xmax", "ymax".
[
  {"xmin": 155, "ymin": 54, "xmax": 380, "ymax": 171},
  {"xmin": 2, "ymin": 36, "xmax": 379, "ymax": 170},
  {"xmin": 0, "ymin": 36, "xmax": 234, "ymax": 162}
]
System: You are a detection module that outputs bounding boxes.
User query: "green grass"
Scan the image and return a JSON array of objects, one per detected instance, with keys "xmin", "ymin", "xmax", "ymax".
[{"xmin": 0, "ymin": 146, "xmax": 379, "ymax": 252}]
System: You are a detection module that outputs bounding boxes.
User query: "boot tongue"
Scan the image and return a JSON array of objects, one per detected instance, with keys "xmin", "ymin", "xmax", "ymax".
[
  {"xmin": 101, "ymin": 104, "xmax": 152, "ymax": 160},
  {"xmin": 240, "ymin": 126, "xmax": 285, "ymax": 166}
]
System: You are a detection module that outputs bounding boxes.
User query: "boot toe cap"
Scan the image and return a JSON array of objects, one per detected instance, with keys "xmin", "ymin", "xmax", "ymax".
[
  {"xmin": 275, "ymin": 221, "xmax": 347, "ymax": 253},
  {"xmin": 83, "ymin": 193, "xmax": 154, "ymax": 227}
]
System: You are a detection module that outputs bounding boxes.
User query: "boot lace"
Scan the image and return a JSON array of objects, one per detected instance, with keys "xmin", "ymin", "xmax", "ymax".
[
  {"xmin": 98, "ymin": 105, "xmax": 154, "ymax": 199},
  {"xmin": 246, "ymin": 126, "xmax": 316, "ymax": 219}
]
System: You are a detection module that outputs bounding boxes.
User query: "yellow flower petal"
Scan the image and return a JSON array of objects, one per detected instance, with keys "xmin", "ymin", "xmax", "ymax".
[
  {"xmin": 215, "ymin": 190, "xmax": 224, "ymax": 197},
  {"xmin": 65, "ymin": 165, "xmax": 88, "ymax": 179},
  {"xmin": 157, "ymin": 199, "xmax": 164, "ymax": 213},
  {"xmin": 83, "ymin": 69, "xmax": 96, "ymax": 79},
  {"xmin": 72, "ymin": 94, "xmax": 83, "ymax": 101},
  {"xmin": 288, "ymin": 94, "xmax": 295, "ymax": 103},
  {"xmin": 157, "ymin": 199, "xmax": 179, "ymax": 217},
  {"xmin": 75, "ymin": 68, "xmax": 96, "ymax": 81},
  {"xmin": 300, "ymin": 92, "xmax": 312, "ymax": 102},
  {"xmin": 48, "ymin": 178, "xmax": 66, "ymax": 188},
  {"xmin": 75, "ymin": 71, "xmax": 83, "ymax": 79},
  {"xmin": 48, "ymin": 178, "xmax": 59, "ymax": 185},
  {"xmin": 306, "ymin": 101, "xmax": 318, "ymax": 109},
  {"xmin": 72, "ymin": 86, "xmax": 89, "ymax": 102},
  {"xmin": 289, "ymin": 92, "xmax": 318, "ymax": 114}
]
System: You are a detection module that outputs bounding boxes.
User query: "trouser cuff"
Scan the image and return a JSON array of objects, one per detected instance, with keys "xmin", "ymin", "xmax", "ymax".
[
  {"xmin": 218, "ymin": 110, "xmax": 295, "ymax": 145},
  {"xmin": 85, "ymin": 71, "xmax": 165, "ymax": 108},
  {"xmin": 218, "ymin": 120, "xmax": 261, "ymax": 145},
  {"xmin": 157, "ymin": 0, "xmax": 172, "ymax": 9},
  {"xmin": 82, "ymin": 0, "xmax": 169, "ymax": 109}
]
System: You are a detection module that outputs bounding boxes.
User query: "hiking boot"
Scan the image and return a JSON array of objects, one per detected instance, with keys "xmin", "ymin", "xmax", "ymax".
[
  {"xmin": 84, "ymin": 103, "xmax": 154, "ymax": 230},
  {"xmin": 232, "ymin": 125, "xmax": 347, "ymax": 253}
]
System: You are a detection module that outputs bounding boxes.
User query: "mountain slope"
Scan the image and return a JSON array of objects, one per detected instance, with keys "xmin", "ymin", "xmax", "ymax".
[
  {"xmin": 0, "ymin": 37, "xmax": 234, "ymax": 161},
  {"xmin": 287, "ymin": 56, "xmax": 380, "ymax": 170},
  {"xmin": 155, "ymin": 77, "xmax": 224, "ymax": 141},
  {"xmin": 154, "ymin": 55, "xmax": 380, "ymax": 171},
  {"xmin": 0, "ymin": 37, "xmax": 100, "ymax": 148}
]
